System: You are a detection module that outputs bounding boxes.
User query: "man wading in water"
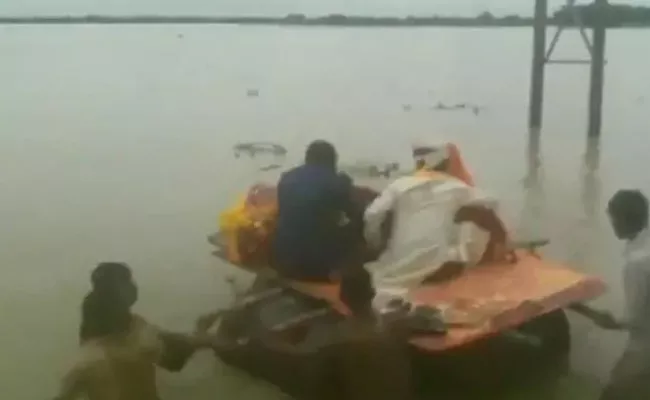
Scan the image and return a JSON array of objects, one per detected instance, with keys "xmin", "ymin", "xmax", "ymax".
[
  {"xmin": 54, "ymin": 262, "xmax": 214, "ymax": 400},
  {"xmin": 572, "ymin": 190, "xmax": 650, "ymax": 399}
]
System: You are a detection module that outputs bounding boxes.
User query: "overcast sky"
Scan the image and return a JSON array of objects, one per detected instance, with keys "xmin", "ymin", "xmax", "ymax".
[{"xmin": 2, "ymin": 0, "xmax": 650, "ymax": 17}]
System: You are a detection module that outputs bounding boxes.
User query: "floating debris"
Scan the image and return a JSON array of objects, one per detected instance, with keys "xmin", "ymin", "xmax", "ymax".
[
  {"xmin": 246, "ymin": 89, "xmax": 259, "ymax": 98},
  {"xmin": 340, "ymin": 161, "xmax": 401, "ymax": 178},
  {"xmin": 432, "ymin": 102, "xmax": 485, "ymax": 116},
  {"xmin": 259, "ymin": 164, "xmax": 282, "ymax": 172},
  {"xmin": 233, "ymin": 142, "xmax": 287, "ymax": 159},
  {"xmin": 402, "ymin": 104, "xmax": 412, "ymax": 112},
  {"xmin": 433, "ymin": 102, "xmax": 465, "ymax": 111}
]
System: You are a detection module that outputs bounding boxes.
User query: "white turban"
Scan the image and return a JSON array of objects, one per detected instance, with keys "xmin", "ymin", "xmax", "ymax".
[{"xmin": 411, "ymin": 139, "xmax": 450, "ymax": 169}]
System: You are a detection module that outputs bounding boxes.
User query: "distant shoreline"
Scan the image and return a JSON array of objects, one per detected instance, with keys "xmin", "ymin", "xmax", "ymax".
[
  {"xmin": 0, "ymin": 16, "xmax": 648, "ymax": 28},
  {"xmin": 0, "ymin": 17, "xmax": 648, "ymax": 28},
  {"xmin": 1, "ymin": 16, "xmax": 535, "ymax": 27},
  {"xmin": 2, "ymin": 5, "xmax": 650, "ymax": 28}
]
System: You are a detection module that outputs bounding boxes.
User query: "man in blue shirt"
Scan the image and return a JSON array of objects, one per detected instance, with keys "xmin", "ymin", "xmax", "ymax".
[{"xmin": 273, "ymin": 140, "xmax": 363, "ymax": 281}]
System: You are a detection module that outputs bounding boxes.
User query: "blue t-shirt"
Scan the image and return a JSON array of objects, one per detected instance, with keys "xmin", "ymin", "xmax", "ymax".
[{"xmin": 273, "ymin": 165, "xmax": 359, "ymax": 278}]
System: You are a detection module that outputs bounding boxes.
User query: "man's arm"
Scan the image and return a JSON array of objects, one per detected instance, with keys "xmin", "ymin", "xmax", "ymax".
[
  {"xmin": 453, "ymin": 206, "xmax": 507, "ymax": 241},
  {"xmin": 336, "ymin": 174, "xmax": 365, "ymax": 238},
  {"xmin": 568, "ymin": 303, "xmax": 625, "ymax": 330},
  {"xmin": 363, "ymin": 185, "xmax": 397, "ymax": 250},
  {"xmin": 566, "ymin": 260, "xmax": 649, "ymax": 331},
  {"xmin": 53, "ymin": 362, "xmax": 85, "ymax": 400},
  {"xmin": 130, "ymin": 314, "xmax": 211, "ymax": 372},
  {"xmin": 156, "ymin": 324, "xmax": 226, "ymax": 372},
  {"xmin": 453, "ymin": 184, "xmax": 504, "ymax": 236},
  {"xmin": 451, "ymin": 183, "xmax": 513, "ymax": 262},
  {"xmin": 454, "ymin": 204, "xmax": 510, "ymax": 263}
]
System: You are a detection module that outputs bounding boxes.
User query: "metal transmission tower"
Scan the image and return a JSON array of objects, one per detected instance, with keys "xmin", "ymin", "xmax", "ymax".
[{"xmin": 528, "ymin": 0, "xmax": 608, "ymax": 139}]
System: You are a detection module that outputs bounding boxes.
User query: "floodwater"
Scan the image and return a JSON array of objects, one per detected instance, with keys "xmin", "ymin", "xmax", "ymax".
[{"xmin": 1, "ymin": 24, "xmax": 649, "ymax": 399}]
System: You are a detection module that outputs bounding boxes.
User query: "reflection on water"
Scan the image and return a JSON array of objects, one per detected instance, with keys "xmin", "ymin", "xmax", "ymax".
[
  {"xmin": 518, "ymin": 128, "xmax": 546, "ymax": 244},
  {"xmin": 582, "ymin": 138, "xmax": 602, "ymax": 222},
  {"xmin": 565, "ymin": 137, "xmax": 603, "ymax": 270},
  {"xmin": 520, "ymin": 128, "xmax": 602, "ymax": 247}
]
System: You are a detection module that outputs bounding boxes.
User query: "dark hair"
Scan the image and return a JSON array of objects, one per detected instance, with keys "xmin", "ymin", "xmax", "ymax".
[
  {"xmin": 79, "ymin": 262, "xmax": 135, "ymax": 342},
  {"xmin": 305, "ymin": 140, "xmax": 337, "ymax": 168},
  {"xmin": 608, "ymin": 189, "xmax": 649, "ymax": 233},
  {"xmin": 339, "ymin": 267, "xmax": 375, "ymax": 317}
]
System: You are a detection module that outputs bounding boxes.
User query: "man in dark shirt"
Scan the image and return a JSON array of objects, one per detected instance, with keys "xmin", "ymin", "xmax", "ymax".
[{"xmin": 273, "ymin": 140, "xmax": 363, "ymax": 281}]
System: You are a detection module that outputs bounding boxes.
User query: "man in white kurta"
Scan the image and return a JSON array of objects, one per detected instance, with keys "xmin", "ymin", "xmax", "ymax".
[{"xmin": 364, "ymin": 140, "xmax": 506, "ymax": 309}]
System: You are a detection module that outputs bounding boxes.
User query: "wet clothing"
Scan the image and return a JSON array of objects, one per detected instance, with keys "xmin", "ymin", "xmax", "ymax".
[
  {"xmin": 273, "ymin": 165, "xmax": 362, "ymax": 280},
  {"xmin": 600, "ymin": 229, "xmax": 650, "ymax": 400}
]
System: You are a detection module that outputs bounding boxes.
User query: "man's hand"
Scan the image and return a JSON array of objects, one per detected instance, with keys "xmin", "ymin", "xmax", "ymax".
[
  {"xmin": 591, "ymin": 310, "xmax": 623, "ymax": 330},
  {"xmin": 569, "ymin": 303, "xmax": 623, "ymax": 330}
]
